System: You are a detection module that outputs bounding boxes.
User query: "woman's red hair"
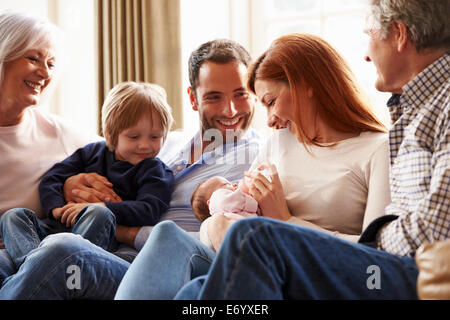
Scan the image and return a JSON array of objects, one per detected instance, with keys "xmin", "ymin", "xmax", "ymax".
[{"xmin": 247, "ymin": 33, "xmax": 387, "ymax": 146}]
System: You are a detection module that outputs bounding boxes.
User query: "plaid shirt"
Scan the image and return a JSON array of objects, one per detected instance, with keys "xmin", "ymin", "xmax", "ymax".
[{"xmin": 376, "ymin": 53, "xmax": 450, "ymax": 257}]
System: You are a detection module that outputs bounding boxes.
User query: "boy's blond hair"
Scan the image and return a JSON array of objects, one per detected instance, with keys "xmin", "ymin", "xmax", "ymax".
[{"xmin": 101, "ymin": 81, "xmax": 174, "ymax": 151}]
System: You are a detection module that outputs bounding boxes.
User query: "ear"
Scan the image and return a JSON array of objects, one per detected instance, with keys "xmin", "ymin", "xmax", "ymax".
[
  {"xmin": 187, "ymin": 87, "xmax": 198, "ymax": 111},
  {"xmin": 207, "ymin": 199, "xmax": 210, "ymax": 206},
  {"xmin": 392, "ymin": 20, "xmax": 409, "ymax": 52},
  {"xmin": 307, "ymin": 87, "xmax": 314, "ymax": 98}
]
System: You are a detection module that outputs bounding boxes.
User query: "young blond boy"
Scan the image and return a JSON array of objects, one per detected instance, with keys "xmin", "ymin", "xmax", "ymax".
[{"xmin": 0, "ymin": 82, "xmax": 175, "ymax": 267}]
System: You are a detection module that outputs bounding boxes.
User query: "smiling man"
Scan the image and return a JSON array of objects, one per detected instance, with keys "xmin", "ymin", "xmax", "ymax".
[
  {"xmin": 188, "ymin": 46, "xmax": 255, "ymax": 153},
  {"xmin": 126, "ymin": 39, "xmax": 260, "ymax": 250}
]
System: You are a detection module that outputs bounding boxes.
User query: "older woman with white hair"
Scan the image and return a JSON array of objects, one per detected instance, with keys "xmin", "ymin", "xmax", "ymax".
[
  {"xmin": 0, "ymin": 10, "xmax": 97, "ymax": 220},
  {"xmin": 0, "ymin": 11, "xmax": 100, "ymax": 281}
]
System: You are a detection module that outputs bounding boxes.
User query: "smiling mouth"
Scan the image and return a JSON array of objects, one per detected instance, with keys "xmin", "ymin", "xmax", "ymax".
[
  {"xmin": 24, "ymin": 80, "xmax": 42, "ymax": 91},
  {"xmin": 216, "ymin": 116, "xmax": 243, "ymax": 127},
  {"xmin": 135, "ymin": 152, "xmax": 152, "ymax": 158}
]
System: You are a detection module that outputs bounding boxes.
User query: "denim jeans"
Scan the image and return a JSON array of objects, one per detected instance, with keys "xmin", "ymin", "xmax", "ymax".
[
  {"xmin": 115, "ymin": 220, "xmax": 216, "ymax": 299},
  {"xmin": 0, "ymin": 205, "xmax": 117, "ymax": 267},
  {"xmin": 0, "ymin": 249, "xmax": 15, "ymax": 285},
  {"xmin": 0, "ymin": 233, "xmax": 130, "ymax": 299},
  {"xmin": 175, "ymin": 217, "xmax": 419, "ymax": 299}
]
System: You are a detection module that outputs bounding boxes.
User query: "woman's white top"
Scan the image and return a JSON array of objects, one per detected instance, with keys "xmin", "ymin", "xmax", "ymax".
[
  {"xmin": 250, "ymin": 128, "xmax": 391, "ymax": 241},
  {"xmin": 0, "ymin": 107, "xmax": 98, "ymax": 218}
]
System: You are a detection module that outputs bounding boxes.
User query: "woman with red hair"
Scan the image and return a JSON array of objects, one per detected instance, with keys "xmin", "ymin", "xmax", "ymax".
[{"xmin": 241, "ymin": 33, "xmax": 390, "ymax": 239}]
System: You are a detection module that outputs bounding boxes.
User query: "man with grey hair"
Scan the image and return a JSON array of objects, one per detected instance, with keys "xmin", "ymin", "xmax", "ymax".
[{"xmin": 169, "ymin": 0, "xmax": 449, "ymax": 299}]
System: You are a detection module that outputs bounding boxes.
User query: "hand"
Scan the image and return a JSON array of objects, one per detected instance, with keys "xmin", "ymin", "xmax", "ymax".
[
  {"xmin": 64, "ymin": 173, "xmax": 122, "ymax": 203},
  {"xmin": 207, "ymin": 214, "xmax": 237, "ymax": 251},
  {"xmin": 52, "ymin": 203, "xmax": 82, "ymax": 227},
  {"xmin": 246, "ymin": 164, "xmax": 291, "ymax": 221},
  {"xmin": 115, "ymin": 225, "xmax": 142, "ymax": 248},
  {"xmin": 56, "ymin": 203, "xmax": 103, "ymax": 227}
]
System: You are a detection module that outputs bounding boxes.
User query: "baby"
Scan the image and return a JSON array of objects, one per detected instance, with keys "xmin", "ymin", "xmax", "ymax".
[
  {"xmin": 191, "ymin": 168, "xmax": 271, "ymax": 250},
  {"xmin": 191, "ymin": 176, "xmax": 259, "ymax": 223}
]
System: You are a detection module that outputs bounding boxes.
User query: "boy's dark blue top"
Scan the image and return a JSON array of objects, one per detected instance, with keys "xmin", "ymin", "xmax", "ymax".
[{"xmin": 39, "ymin": 141, "xmax": 175, "ymax": 226}]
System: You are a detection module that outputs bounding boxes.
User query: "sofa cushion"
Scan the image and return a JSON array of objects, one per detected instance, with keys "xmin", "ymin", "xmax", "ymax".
[{"xmin": 415, "ymin": 239, "xmax": 450, "ymax": 299}]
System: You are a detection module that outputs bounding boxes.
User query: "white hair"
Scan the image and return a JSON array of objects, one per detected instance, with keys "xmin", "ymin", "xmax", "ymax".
[{"xmin": 0, "ymin": 10, "xmax": 63, "ymax": 85}]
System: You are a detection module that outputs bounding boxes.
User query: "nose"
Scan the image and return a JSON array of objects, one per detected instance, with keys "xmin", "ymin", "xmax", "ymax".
[
  {"xmin": 138, "ymin": 138, "xmax": 151, "ymax": 150},
  {"xmin": 223, "ymin": 98, "xmax": 238, "ymax": 117},
  {"xmin": 267, "ymin": 114, "xmax": 278, "ymax": 128},
  {"xmin": 364, "ymin": 55, "xmax": 372, "ymax": 62},
  {"xmin": 36, "ymin": 63, "xmax": 51, "ymax": 80},
  {"xmin": 266, "ymin": 106, "xmax": 280, "ymax": 128}
]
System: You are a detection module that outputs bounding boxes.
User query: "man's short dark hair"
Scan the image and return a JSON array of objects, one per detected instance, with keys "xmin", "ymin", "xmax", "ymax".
[{"xmin": 188, "ymin": 39, "xmax": 252, "ymax": 96}]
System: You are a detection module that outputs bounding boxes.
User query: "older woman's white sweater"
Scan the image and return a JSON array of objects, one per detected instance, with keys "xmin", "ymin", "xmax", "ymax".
[{"xmin": 0, "ymin": 107, "xmax": 98, "ymax": 218}]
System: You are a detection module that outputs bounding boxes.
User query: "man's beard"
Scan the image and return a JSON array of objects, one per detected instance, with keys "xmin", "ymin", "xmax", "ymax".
[{"xmin": 200, "ymin": 111, "xmax": 253, "ymax": 144}]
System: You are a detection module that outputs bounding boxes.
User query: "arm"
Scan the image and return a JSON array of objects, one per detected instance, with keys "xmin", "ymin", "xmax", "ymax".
[
  {"xmin": 286, "ymin": 216, "xmax": 361, "ymax": 242},
  {"xmin": 361, "ymin": 139, "xmax": 391, "ymax": 231},
  {"xmin": 104, "ymin": 160, "xmax": 174, "ymax": 226},
  {"xmin": 53, "ymin": 202, "xmax": 105, "ymax": 227},
  {"xmin": 246, "ymin": 164, "xmax": 291, "ymax": 221},
  {"xmin": 39, "ymin": 147, "xmax": 89, "ymax": 218},
  {"xmin": 198, "ymin": 217, "xmax": 215, "ymax": 250},
  {"xmin": 62, "ymin": 163, "xmax": 174, "ymax": 246},
  {"xmin": 116, "ymin": 225, "xmax": 142, "ymax": 248},
  {"xmin": 40, "ymin": 142, "xmax": 120, "ymax": 218},
  {"xmin": 378, "ymin": 124, "xmax": 450, "ymax": 255},
  {"xmin": 247, "ymin": 164, "xmax": 368, "ymax": 242},
  {"xmin": 206, "ymin": 214, "xmax": 237, "ymax": 251},
  {"xmin": 64, "ymin": 173, "xmax": 121, "ymax": 203}
]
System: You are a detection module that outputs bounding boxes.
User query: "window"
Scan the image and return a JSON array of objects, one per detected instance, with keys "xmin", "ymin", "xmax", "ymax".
[
  {"xmin": 249, "ymin": 0, "xmax": 391, "ymax": 133},
  {"xmin": 180, "ymin": 0, "xmax": 391, "ymax": 137},
  {"xmin": 0, "ymin": 0, "xmax": 97, "ymax": 134},
  {"xmin": 2, "ymin": 1, "xmax": 391, "ymax": 137}
]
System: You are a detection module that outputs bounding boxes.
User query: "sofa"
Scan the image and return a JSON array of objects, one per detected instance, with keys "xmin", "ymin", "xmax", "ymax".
[{"xmin": 415, "ymin": 239, "xmax": 450, "ymax": 299}]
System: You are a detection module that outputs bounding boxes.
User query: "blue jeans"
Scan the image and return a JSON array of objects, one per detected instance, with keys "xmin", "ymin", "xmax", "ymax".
[
  {"xmin": 115, "ymin": 220, "xmax": 216, "ymax": 299},
  {"xmin": 175, "ymin": 218, "xmax": 419, "ymax": 299},
  {"xmin": 0, "ymin": 206, "xmax": 117, "ymax": 267},
  {"xmin": 0, "ymin": 233, "xmax": 130, "ymax": 299},
  {"xmin": 0, "ymin": 249, "xmax": 15, "ymax": 285}
]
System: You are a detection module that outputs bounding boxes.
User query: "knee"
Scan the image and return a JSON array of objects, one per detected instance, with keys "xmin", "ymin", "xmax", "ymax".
[
  {"xmin": 224, "ymin": 217, "xmax": 291, "ymax": 247},
  {"xmin": 24, "ymin": 233, "xmax": 109, "ymax": 281},
  {"xmin": 38, "ymin": 233, "xmax": 90, "ymax": 256},
  {"xmin": 151, "ymin": 220, "xmax": 180, "ymax": 240},
  {"xmin": 0, "ymin": 208, "xmax": 35, "ymax": 228},
  {"xmin": 228, "ymin": 217, "xmax": 319, "ymax": 249},
  {"xmin": 78, "ymin": 205, "xmax": 116, "ymax": 225},
  {"xmin": 227, "ymin": 217, "xmax": 263, "ymax": 237},
  {"xmin": 0, "ymin": 249, "xmax": 15, "ymax": 283},
  {"xmin": 144, "ymin": 221, "xmax": 187, "ymax": 248}
]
